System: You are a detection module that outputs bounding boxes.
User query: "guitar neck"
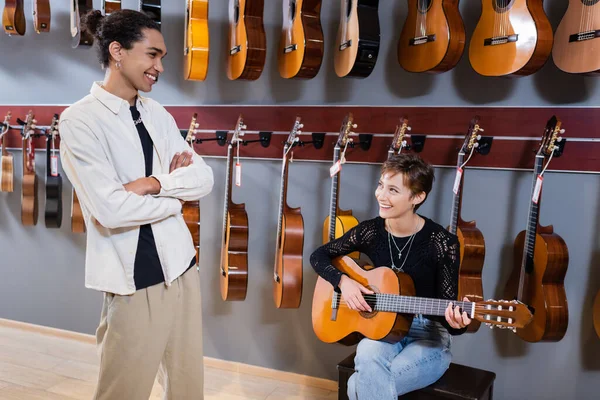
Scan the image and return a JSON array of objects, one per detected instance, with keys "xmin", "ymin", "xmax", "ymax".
[
  {"xmin": 45, "ymin": 136, "xmax": 52, "ymax": 177},
  {"xmin": 336, "ymin": 293, "xmax": 473, "ymax": 317},
  {"xmin": 276, "ymin": 145, "xmax": 291, "ymax": 245},
  {"xmin": 222, "ymin": 144, "xmax": 234, "ymax": 234},
  {"xmin": 448, "ymin": 152, "xmax": 465, "ymax": 235},
  {"xmin": 517, "ymin": 154, "xmax": 545, "ymax": 301},
  {"xmin": 328, "ymin": 146, "xmax": 341, "ymax": 241}
]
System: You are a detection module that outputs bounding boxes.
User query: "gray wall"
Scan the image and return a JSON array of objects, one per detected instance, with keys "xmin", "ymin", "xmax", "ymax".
[{"xmin": 1, "ymin": 1, "xmax": 599, "ymax": 399}]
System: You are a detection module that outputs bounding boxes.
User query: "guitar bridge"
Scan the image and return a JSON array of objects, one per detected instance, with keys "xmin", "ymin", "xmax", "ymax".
[
  {"xmin": 409, "ymin": 34, "xmax": 436, "ymax": 46},
  {"xmin": 484, "ymin": 34, "xmax": 518, "ymax": 46},
  {"xmin": 569, "ymin": 30, "xmax": 600, "ymax": 43},
  {"xmin": 229, "ymin": 45, "xmax": 241, "ymax": 55},
  {"xmin": 339, "ymin": 40, "xmax": 352, "ymax": 51},
  {"xmin": 283, "ymin": 44, "xmax": 297, "ymax": 53}
]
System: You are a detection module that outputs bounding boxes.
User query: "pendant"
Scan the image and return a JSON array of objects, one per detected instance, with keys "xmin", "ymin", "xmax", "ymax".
[{"xmin": 398, "ymin": 251, "xmax": 402, "ymax": 259}]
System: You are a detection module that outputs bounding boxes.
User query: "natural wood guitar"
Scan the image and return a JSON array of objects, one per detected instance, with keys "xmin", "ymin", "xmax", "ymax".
[
  {"xmin": 504, "ymin": 116, "xmax": 569, "ymax": 342},
  {"xmin": 220, "ymin": 116, "xmax": 249, "ymax": 301},
  {"xmin": 323, "ymin": 114, "xmax": 359, "ymax": 259},
  {"xmin": 21, "ymin": 111, "xmax": 38, "ymax": 226},
  {"xmin": 183, "ymin": 114, "xmax": 201, "ymax": 266},
  {"xmin": 278, "ymin": 0, "xmax": 324, "ymax": 79},
  {"xmin": 71, "ymin": 0, "xmax": 94, "ymax": 48},
  {"xmin": 397, "ymin": 0, "xmax": 465, "ymax": 73},
  {"xmin": 469, "ymin": 0, "xmax": 553, "ymax": 77},
  {"xmin": 44, "ymin": 114, "xmax": 62, "ymax": 228},
  {"xmin": 102, "ymin": 0, "xmax": 121, "ymax": 16},
  {"xmin": 227, "ymin": 0, "xmax": 267, "ymax": 81},
  {"xmin": 184, "ymin": 0, "xmax": 210, "ymax": 81},
  {"xmin": 334, "ymin": 0, "xmax": 380, "ymax": 78},
  {"xmin": 1, "ymin": 112, "xmax": 13, "ymax": 193},
  {"xmin": 312, "ymin": 256, "xmax": 533, "ymax": 344},
  {"xmin": 3, "ymin": 0, "xmax": 26, "ymax": 35},
  {"xmin": 33, "ymin": 0, "xmax": 51, "ymax": 33},
  {"xmin": 273, "ymin": 117, "xmax": 304, "ymax": 309},
  {"xmin": 448, "ymin": 117, "xmax": 485, "ymax": 333},
  {"xmin": 552, "ymin": 0, "xmax": 600, "ymax": 74}
]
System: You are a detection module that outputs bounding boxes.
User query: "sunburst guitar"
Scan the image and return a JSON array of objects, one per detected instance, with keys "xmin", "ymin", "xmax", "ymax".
[
  {"xmin": 469, "ymin": 0, "xmax": 553, "ymax": 76},
  {"xmin": 398, "ymin": 0, "xmax": 465, "ymax": 73}
]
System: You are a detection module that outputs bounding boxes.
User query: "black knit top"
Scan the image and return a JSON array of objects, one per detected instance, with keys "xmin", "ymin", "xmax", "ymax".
[{"xmin": 309, "ymin": 215, "xmax": 466, "ymax": 335}]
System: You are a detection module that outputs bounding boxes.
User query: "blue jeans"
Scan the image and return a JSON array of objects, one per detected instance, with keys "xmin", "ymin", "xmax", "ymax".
[{"xmin": 347, "ymin": 315, "xmax": 452, "ymax": 400}]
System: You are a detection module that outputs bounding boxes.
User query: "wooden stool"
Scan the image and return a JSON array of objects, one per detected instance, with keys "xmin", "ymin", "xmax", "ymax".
[{"xmin": 337, "ymin": 352, "xmax": 496, "ymax": 400}]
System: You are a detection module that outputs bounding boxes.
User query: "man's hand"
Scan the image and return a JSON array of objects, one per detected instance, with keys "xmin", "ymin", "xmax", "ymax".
[
  {"xmin": 124, "ymin": 177, "xmax": 161, "ymax": 196},
  {"xmin": 170, "ymin": 151, "xmax": 194, "ymax": 173}
]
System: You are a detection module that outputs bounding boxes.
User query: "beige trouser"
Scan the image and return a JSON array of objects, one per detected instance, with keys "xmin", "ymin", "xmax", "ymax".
[{"xmin": 93, "ymin": 266, "xmax": 204, "ymax": 400}]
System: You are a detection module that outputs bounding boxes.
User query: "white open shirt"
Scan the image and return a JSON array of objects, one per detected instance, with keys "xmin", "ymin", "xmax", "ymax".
[{"xmin": 59, "ymin": 82, "xmax": 214, "ymax": 295}]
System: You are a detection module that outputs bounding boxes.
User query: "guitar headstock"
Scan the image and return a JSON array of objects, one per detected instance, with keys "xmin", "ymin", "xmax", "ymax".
[
  {"xmin": 185, "ymin": 113, "xmax": 199, "ymax": 145},
  {"xmin": 21, "ymin": 111, "xmax": 36, "ymax": 139},
  {"xmin": 231, "ymin": 114, "xmax": 246, "ymax": 144},
  {"xmin": 49, "ymin": 114, "xmax": 60, "ymax": 140},
  {"xmin": 461, "ymin": 116, "xmax": 484, "ymax": 154},
  {"xmin": 285, "ymin": 117, "xmax": 303, "ymax": 147},
  {"xmin": 337, "ymin": 113, "xmax": 357, "ymax": 148},
  {"xmin": 1, "ymin": 111, "xmax": 11, "ymax": 135},
  {"xmin": 538, "ymin": 115, "xmax": 564, "ymax": 158},
  {"xmin": 391, "ymin": 116, "xmax": 410, "ymax": 153},
  {"xmin": 473, "ymin": 299, "xmax": 533, "ymax": 332}
]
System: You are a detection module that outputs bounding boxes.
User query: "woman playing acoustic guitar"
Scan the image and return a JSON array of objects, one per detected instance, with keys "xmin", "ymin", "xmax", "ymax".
[{"xmin": 310, "ymin": 153, "xmax": 471, "ymax": 400}]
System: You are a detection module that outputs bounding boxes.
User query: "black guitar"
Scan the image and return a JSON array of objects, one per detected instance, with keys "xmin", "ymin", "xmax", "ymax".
[
  {"xmin": 45, "ymin": 114, "xmax": 62, "ymax": 229},
  {"xmin": 334, "ymin": 0, "xmax": 380, "ymax": 78},
  {"xmin": 139, "ymin": 0, "xmax": 161, "ymax": 30},
  {"xmin": 71, "ymin": 0, "xmax": 94, "ymax": 48}
]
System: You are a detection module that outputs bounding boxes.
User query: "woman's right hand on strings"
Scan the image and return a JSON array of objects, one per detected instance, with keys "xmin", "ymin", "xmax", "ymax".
[{"xmin": 339, "ymin": 275, "xmax": 374, "ymax": 312}]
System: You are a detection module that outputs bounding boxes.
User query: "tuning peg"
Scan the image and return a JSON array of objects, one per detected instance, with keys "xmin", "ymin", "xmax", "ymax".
[
  {"xmin": 297, "ymin": 130, "xmax": 302, "ymax": 135},
  {"xmin": 559, "ymin": 129, "xmax": 565, "ymax": 134},
  {"xmin": 476, "ymin": 134, "xmax": 482, "ymax": 140},
  {"xmin": 479, "ymin": 128, "xmax": 484, "ymax": 132},
  {"xmin": 241, "ymin": 124, "xmax": 247, "ymax": 130},
  {"xmin": 298, "ymin": 123, "xmax": 304, "ymax": 129},
  {"xmin": 194, "ymin": 123, "xmax": 199, "ymax": 128},
  {"xmin": 473, "ymin": 143, "xmax": 479, "ymax": 148},
  {"xmin": 352, "ymin": 124, "xmax": 357, "ymax": 128},
  {"xmin": 407, "ymin": 126, "xmax": 412, "ymax": 131},
  {"xmin": 556, "ymin": 136, "xmax": 563, "ymax": 142}
]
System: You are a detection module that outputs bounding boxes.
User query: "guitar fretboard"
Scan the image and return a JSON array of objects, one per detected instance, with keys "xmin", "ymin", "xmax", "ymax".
[
  {"xmin": 449, "ymin": 152, "xmax": 465, "ymax": 235},
  {"xmin": 328, "ymin": 146, "xmax": 341, "ymax": 241}
]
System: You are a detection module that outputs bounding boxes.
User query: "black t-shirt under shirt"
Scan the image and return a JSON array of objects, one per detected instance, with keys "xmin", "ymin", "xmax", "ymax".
[{"xmin": 129, "ymin": 105, "xmax": 195, "ymax": 291}]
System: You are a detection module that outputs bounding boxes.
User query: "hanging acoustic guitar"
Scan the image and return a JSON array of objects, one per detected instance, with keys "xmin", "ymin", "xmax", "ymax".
[
  {"xmin": 184, "ymin": 0, "xmax": 210, "ymax": 81},
  {"xmin": 227, "ymin": 0, "xmax": 267, "ymax": 80},
  {"xmin": 71, "ymin": 0, "xmax": 94, "ymax": 48},
  {"xmin": 1, "ymin": 112, "xmax": 13, "ymax": 192},
  {"xmin": 21, "ymin": 111, "xmax": 38, "ymax": 226},
  {"xmin": 33, "ymin": 0, "xmax": 51, "ymax": 33},
  {"xmin": 183, "ymin": 114, "xmax": 201, "ymax": 266},
  {"xmin": 44, "ymin": 114, "xmax": 62, "ymax": 228},
  {"xmin": 3, "ymin": 0, "xmax": 26, "ymax": 35},
  {"xmin": 387, "ymin": 116, "xmax": 410, "ymax": 160}
]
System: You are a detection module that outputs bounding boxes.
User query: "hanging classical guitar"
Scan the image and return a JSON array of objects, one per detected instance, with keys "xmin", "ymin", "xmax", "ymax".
[
  {"xmin": 21, "ymin": 111, "xmax": 38, "ymax": 226},
  {"xmin": 594, "ymin": 290, "xmax": 600, "ymax": 338},
  {"xmin": 278, "ymin": 0, "xmax": 324, "ymax": 79},
  {"xmin": 469, "ymin": 0, "xmax": 553, "ymax": 76},
  {"xmin": 71, "ymin": 0, "xmax": 94, "ymax": 48},
  {"xmin": 102, "ymin": 0, "xmax": 121, "ymax": 16},
  {"xmin": 312, "ymin": 256, "xmax": 534, "ymax": 344},
  {"xmin": 397, "ymin": 0, "xmax": 465, "ymax": 73},
  {"xmin": 220, "ymin": 116, "xmax": 249, "ymax": 301},
  {"xmin": 334, "ymin": 0, "xmax": 380, "ymax": 78},
  {"xmin": 387, "ymin": 116, "xmax": 410, "ymax": 159},
  {"xmin": 504, "ymin": 116, "xmax": 568, "ymax": 343},
  {"xmin": 273, "ymin": 117, "xmax": 304, "ymax": 309},
  {"xmin": 139, "ymin": 0, "xmax": 161, "ymax": 29},
  {"xmin": 227, "ymin": 0, "xmax": 267, "ymax": 80},
  {"xmin": 184, "ymin": 0, "xmax": 210, "ymax": 81},
  {"xmin": 71, "ymin": 190, "xmax": 85, "ymax": 233},
  {"xmin": 1, "ymin": 112, "xmax": 13, "ymax": 192},
  {"xmin": 323, "ymin": 114, "xmax": 359, "ymax": 259},
  {"xmin": 33, "ymin": 0, "xmax": 51, "ymax": 33},
  {"xmin": 183, "ymin": 114, "xmax": 201, "ymax": 266},
  {"xmin": 45, "ymin": 114, "xmax": 62, "ymax": 229},
  {"xmin": 552, "ymin": 0, "xmax": 600, "ymax": 74},
  {"xmin": 447, "ymin": 117, "xmax": 485, "ymax": 333},
  {"xmin": 2, "ymin": 0, "xmax": 26, "ymax": 35}
]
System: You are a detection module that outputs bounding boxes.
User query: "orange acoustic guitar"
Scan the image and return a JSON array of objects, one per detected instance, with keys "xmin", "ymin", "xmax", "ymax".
[
  {"xmin": 278, "ymin": 0, "xmax": 324, "ymax": 79},
  {"xmin": 273, "ymin": 117, "xmax": 304, "ymax": 309},
  {"xmin": 504, "ymin": 116, "xmax": 569, "ymax": 342},
  {"xmin": 1, "ymin": 112, "xmax": 13, "ymax": 192},
  {"xmin": 220, "ymin": 116, "xmax": 249, "ymax": 301},
  {"xmin": 3, "ymin": 0, "xmax": 26, "ymax": 35},
  {"xmin": 21, "ymin": 111, "xmax": 38, "ymax": 226},
  {"xmin": 312, "ymin": 256, "xmax": 533, "ymax": 345},
  {"xmin": 552, "ymin": 0, "xmax": 600, "ymax": 74},
  {"xmin": 227, "ymin": 0, "xmax": 267, "ymax": 81},
  {"xmin": 469, "ymin": 0, "xmax": 553, "ymax": 77},
  {"xmin": 447, "ymin": 117, "xmax": 486, "ymax": 333},
  {"xmin": 33, "ymin": 0, "xmax": 51, "ymax": 33},
  {"xmin": 184, "ymin": 0, "xmax": 209, "ymax": 81},
  {"xmin": 387, "ymin": 116, "xmax": 410, "ymax": 159},
  {"xmin": 323, "ymin": 114, "xmax": 359, "ymax": 259},
  {"xmin": 183, "ymin": 114, "xmax": 201, "ymax": 267},
  {"xmin": 397, "ymin": 0, "xmax": 465, "ymax": 73}
]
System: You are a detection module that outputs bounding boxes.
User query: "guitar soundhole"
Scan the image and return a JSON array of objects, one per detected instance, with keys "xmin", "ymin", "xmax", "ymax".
[
  {"xmin": 417, "ymin": 0, "xmax": 433, "ymax": 13},
  {"xmin": 581, "ymin": 0, "xmax": 600, "ymax": 6},
  {"xmin": 493, "ymin": 0, "xmax": 515, "ymax": 12},
  {"xmin": 358, "ymin": 285, "xmax": 379, "ymax": 319}
]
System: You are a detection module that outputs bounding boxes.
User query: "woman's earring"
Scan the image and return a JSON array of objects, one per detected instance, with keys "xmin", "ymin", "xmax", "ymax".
[{"xmin": 116, "ymin": 61, "xmax": 121, "ymax": 69}]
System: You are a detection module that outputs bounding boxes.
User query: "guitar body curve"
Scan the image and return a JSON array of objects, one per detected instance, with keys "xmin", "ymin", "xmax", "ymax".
[
  {"xmin": 2, "ymin": 0, "xmax": 26, "ymax": 36},
  {"xmin": 274, "ymin": 207, "xmax": 304, "ymax": 309},
  {"xmin": 220, "ymin": 203, "xmax": 249, "ymax": 301},
  {"xmin": 456, "ymin": 221, "xmax": 484, "ymax": 333},
  {"xmin": 185, "ymin": 0, "xmax": 210, "ymax": 81},
  {"xmin": 227, "ymin": 0, "xmax": 267, "ymax": 81}
]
